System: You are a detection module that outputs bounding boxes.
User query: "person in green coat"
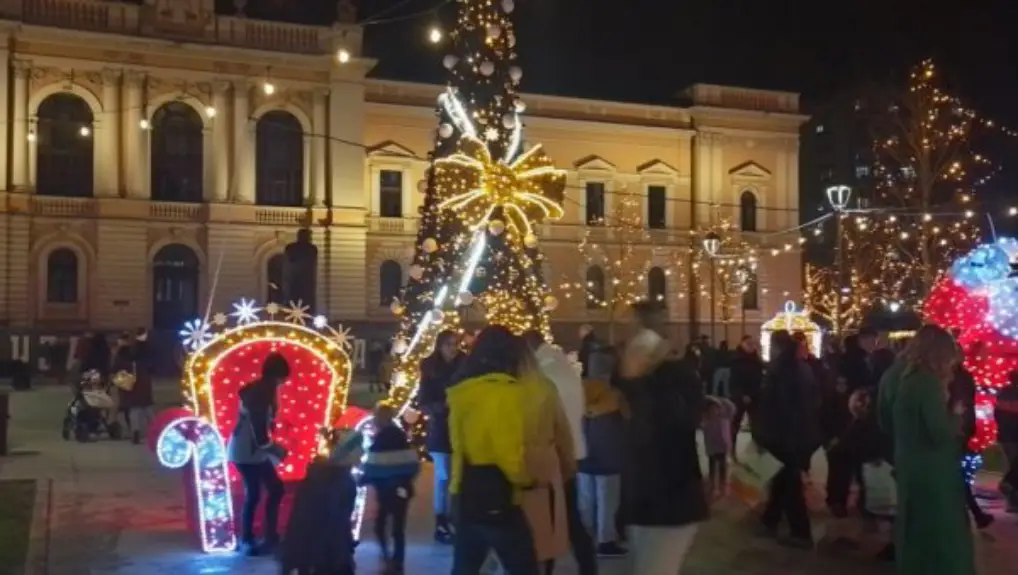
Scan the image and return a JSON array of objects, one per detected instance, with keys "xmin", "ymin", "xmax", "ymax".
[{"xmin": 892, "ymin": 326, "xmax": 975, "ymax": 575}]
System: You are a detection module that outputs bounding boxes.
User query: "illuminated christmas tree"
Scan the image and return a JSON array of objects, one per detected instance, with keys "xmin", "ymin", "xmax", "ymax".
[
  {"xmin": 804, "ymin": 263, "xmax": 871, "ymax": 331},
  {"xmin": 387, "ymin": 0, "xmax": 566, "ymax": 413},
  {"xmin": 691, "ymin": 213, "xmax": 758, "ymax": 329}
]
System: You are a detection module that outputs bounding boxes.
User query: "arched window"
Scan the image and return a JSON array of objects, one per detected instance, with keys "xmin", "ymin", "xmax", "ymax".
[
  {"xmin": 256, "ymin": 111, "xmax": 304, "ymax": 207},
  {"xmin": 152, "ymin": 244, "xmax": 200, "ymax": 330},
  {"xmin": 586, "ymin": 266, "xmax": 605, "ymax": 310},
  {"xmin": 379, "ymin": 260, "xmax": 403, "ymax": 307},
  {"xmin": 266, "ymin": 253, "xmax": 285, "ymax": 304},
  {"xmin": 740, "ymin": 190, "xmax": 758, "ymax": 232},
  {"xmin": 46, "ymin": 248, "xmax": 79, "ymax": 303},
  {"xmin": 742, "ymin": 273, "xmax": 759, "ymax": 310},
  {"xmin": 36, "ymin": 93, "xmax": 94, "ymax": 197},
  {"xmin": 648, "ymin": 266, "xmax": 666, "ymax": 302},
  {"xmin": 151, "ymin": 102, "xmax": 204, "ymax": 202}
]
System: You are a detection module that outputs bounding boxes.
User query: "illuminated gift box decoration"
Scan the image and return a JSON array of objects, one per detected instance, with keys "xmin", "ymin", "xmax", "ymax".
[{"xmin": 760, "ymin": 301, "xmax": 822, "ymax": 360}]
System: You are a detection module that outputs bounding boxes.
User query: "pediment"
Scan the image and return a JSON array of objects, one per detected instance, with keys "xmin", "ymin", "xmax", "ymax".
[
  {"xmin": 367, "ymin": 140, "xmax": 417, "ymax": 160},
  {"xmin": 636, "ymin": 159, "xmax": 680, "ymax": 177},
  {"xmin": 573, "ymin": 155, "xmax": 616, "ymax": 171},
  {"xmin": 728, "ymin": 161, "xmax": 772, "ymax": 179}
]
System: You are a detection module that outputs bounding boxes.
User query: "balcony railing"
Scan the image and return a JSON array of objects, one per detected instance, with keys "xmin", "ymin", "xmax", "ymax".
[{"xmin": 30, "ymin": 196, "xmax": 96, "ymax": 218}]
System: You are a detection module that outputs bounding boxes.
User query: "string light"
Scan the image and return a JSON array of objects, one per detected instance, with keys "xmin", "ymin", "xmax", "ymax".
[
  {"xmin": 337, "ymin": 48, "xmax": 351, "ymax": 64},
  {"xmin": 690, "ymin": 212, "xmax": 759, "ymax": 324},
  {"xmin": 428, "ymin": 26, "xmax": 443, "ymax": 44},
  {"xmin": 262, "ymin": 81, "xmax": 276, "ymax": 96},
  {"xmin": 760, "ymin": 301, "xmax": 821, "ymax": 360},
  {"xmin": 204, "ymin": 105, "xmax": 217, "ymax": 118}
]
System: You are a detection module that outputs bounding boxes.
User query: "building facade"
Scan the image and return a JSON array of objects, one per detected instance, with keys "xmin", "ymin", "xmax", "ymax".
[{"xmin": 0, "ymin": 0, "xmax": 805, "ymax": 368}]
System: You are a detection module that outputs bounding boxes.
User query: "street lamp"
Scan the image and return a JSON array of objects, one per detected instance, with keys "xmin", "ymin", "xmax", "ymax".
[
  {"xmin": 826, "ymin": 185, "xmax": 852, "ymax": 212},
  {"xmin": 703, "ymin": 232, "xmax": 721, "ymax": 257},
  {"xmin": 702, "ymin": 232, "xmax": 722, "ymax": 342},
  {"xmin": 826, "ymin": 185, "xmax": 852, "ymax": 334}
]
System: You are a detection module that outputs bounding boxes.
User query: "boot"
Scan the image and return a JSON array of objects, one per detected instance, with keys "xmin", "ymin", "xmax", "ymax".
[{"xmin": 434, "ymin": 514, "xmax": 453, "ymax": 544}]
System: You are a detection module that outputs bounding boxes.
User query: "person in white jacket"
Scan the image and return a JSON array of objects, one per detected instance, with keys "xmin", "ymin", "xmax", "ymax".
[{"xmin": 523, "ymin": 331, "xmax": 598, "ymax": 575}]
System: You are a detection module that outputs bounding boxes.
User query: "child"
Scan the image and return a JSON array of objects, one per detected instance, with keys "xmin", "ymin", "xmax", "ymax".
[
  {"xmin": 995, "ymin": 371, "xmax": 1018, "ymax": 513},
  {"xmin": 577, "ymin": 347, "xmax": 628, "ymax": 558},
  {"xmin": 279, "ymin": 428, "xmax": 361, "ymax": 575},
  {"xmin": 702, "ymin": 395, "xmax": 735, "ymax": 497},
  {"xmin": 361, "ymin": 402, "xmax": 420, "ymax": 574},
  {"xmin": 826, "ymin": 388, "xmax": 880, "ymax": 519}
]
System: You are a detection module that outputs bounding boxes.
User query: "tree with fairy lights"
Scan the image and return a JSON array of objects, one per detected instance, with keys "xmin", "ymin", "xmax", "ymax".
[
  {"xmin": 847, "ymin": 59, "xmax": 991, "ymax": 310},
  {"xmin": 691, "ymin": 213, "xmax": 758, "ymax": 331},
  {"xmin": 387, "ymin": 0, "xmax": 566, "ymax": 415},
  {"xmin": 559, "ymin": 187, "xmax": 666, "ymax": 342},
  {"xmin": 804, "ymin": 263, "xmax": 871, "ymax": 331}
]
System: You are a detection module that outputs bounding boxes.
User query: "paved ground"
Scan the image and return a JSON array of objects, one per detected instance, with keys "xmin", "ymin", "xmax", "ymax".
[{"xmin": 2, "ymin": 381, "xmax": 1016, "ymax": 574}]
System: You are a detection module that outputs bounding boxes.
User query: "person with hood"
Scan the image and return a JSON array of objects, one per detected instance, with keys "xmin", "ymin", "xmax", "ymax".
[
  {"xmin": 615, "ymin": 302, "xmax": 707, "ymax": 573},
  {"xmin": 418, "ymin": 330, "xmax": 464, "ymax": 543},
  {"xmin": 729, "ymin": 335, "xmax": 764, "ymax": 458},
  {"xmin": 995, "ymin": 370, "xmax": 1018, "ymax": 512},
  {"xmin": 751, "ymin": 329, "xmax": 822, "ymax": 549},
  {"xmin": 447, "ymin": 326, "xmax": 539, "ymax": 575},
  {"xmin": 522, "ymin": 330, "xmax": 597, "ymax": 575},
  {"xmin": 228, "ymin": 353, "xmax": 290, "ymax": 556}
]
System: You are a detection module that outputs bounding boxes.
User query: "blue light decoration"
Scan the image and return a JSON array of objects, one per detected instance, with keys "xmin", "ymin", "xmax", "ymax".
[
  {"xmin": 948, "ymin": 237, "xmax": 1018, "ymax": 290},
  {"xmin": 349, "ymin": 415, "xmax": 405, "ymax": 542},
  {"xmin": 156, "ymin": 416, "xmax": 237, "ymax": 553},
  {"xmin": 987, "ymin": 276, "xmax": 1018, "ymax": 339}
]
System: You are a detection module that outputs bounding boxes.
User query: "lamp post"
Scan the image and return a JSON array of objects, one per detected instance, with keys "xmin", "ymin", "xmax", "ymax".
[
  {"xmin": 826, "ymin": 185, "xmax": 852, "ymax": 334},
  {"xmin": 703, "ymin": 232, "xmax": 721, "ymax": 342}
]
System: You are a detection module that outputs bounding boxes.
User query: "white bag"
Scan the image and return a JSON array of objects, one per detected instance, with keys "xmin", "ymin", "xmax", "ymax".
[
  {"xmin": 862, "ymin": 461, "xmax": 897, "ymax": 516},
  {"xmin": 730, "ymin": 442, "xmax": 783, "ymax": 506}
]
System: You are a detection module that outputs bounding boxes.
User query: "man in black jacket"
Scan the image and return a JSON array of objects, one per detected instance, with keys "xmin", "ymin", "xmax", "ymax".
[{"xmin": 729, "ymin": 335, "xmax": 764, "ymax": 459}]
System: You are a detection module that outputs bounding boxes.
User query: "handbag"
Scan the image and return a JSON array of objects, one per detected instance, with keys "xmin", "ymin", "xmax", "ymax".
[{"xmin": 457, "ymin": 463, "xmax": 515, "ymax": 523}]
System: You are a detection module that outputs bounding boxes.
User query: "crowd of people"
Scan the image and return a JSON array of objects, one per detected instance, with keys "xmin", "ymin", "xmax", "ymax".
[{"xmin": 225, "ymin": 302, "xmax": 1012, "ymax": 575}]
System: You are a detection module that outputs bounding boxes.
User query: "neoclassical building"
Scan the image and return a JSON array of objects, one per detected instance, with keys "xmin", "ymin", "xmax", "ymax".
[{"xmin": 0, "ymin": 0, "xmax": 806, "ymax": 362}]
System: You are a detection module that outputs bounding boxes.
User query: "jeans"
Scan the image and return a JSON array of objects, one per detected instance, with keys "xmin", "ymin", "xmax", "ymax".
[
  {"xmin": 375, "ymin": 486, "xmax": 410, "ymax": 564},
  {"xmin": 577, "ymin": 473, "xmax": 621, "ymax": 544},
  {"xmin": 432, "ymin": 452, "xmax": 452, "ymax": 518},
  {"xmin": 628, "ymin": 524, "xmax": 698, "ymax": 575},
  {"xmin": 235, "ymin": 461, "xmax": 284, "ymax": 543},
  {"xmin": 712, "ymin": 368, "xmax": 731, "ymax": 397},
  {"xmin": 453, "ymin": 507, "xmax": 540, "ymax": 575},
  {"xmin": 564, "ymin": 477, "xmax": 598, "ymax": 575},
  {"xmin": 128, "ymin": 406, "xmax": 154, "ymax": 438},
  {"xmin": 762, "ymin": 464, "xmax": 812, "ymax": 539}
]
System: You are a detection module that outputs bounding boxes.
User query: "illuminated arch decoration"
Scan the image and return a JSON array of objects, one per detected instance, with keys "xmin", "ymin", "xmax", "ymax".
[
  {"xmin": 761, "ymin": 301, "xmax": 822, "ymax": 360},
  {"xmin": 181, "ymin": 299, "xmax": 355, "ymax": 483}
]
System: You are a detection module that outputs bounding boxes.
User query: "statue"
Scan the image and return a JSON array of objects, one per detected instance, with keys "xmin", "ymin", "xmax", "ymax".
[{"xmin": 283, "ymin": 228, "xmax": 318, "ymax": 312}]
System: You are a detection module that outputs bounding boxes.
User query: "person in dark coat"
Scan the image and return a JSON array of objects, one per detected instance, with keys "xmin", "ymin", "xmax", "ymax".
[
  {"xmin": 751, "ymin": 329, "xmax": 822, "ymax": 549},
  {"xmin": 838, "ymin": 329, "xmax": 877, "ymax": 393},
  {"xmin": 578, "ymin": 324, "xmax": 598, "ymax": 378},
  {"xmin": 417, "ymin": 330, "xmax": 463, "ymax": 543},
  {"xmin": 948, "ymin": 358, "xmax": 994, "ymax": 528},
  {"xmin": 110, "ymin": 333, "xmax": 135, "ymax": 434},
  {"xmin": 123, "ymin": 328, "xmax": 155, "ymax": 445},
  {"xmin": 995, "ymin": 370, "xmax": 1018, "ymax": 512},
  {"xmin": 729, "ymin": 335, "xmax": 764, "ymax": 458},
  {"xmin": 615, "ymin": 302, "xmax": 707, "ymax": 572}
]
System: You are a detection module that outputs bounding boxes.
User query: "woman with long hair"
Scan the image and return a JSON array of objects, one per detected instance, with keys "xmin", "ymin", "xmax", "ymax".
[
  {"xmin": 892, "ymin": 325, "xmax": 975, "ymax": 575},
  {"xmin": 448, "ymin": 326, "xmax": 539, "ymax": 575}
]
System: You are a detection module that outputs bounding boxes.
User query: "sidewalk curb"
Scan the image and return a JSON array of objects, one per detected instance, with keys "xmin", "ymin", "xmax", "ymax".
[{"xmin": 22, "ymin": 478, "xmax": 52, "ymax": 575}]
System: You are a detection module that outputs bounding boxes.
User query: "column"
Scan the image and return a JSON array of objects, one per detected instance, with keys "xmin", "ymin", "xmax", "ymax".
[
  {"xmin": 98, "ymin": 69, "xmax": 121, "ymax": 197},
  {"xmin": 210, "ymin": 81, "xmax": 230, "ymax": 202},
  {"xmin": 328, "ymin": 80, "xmax": 367, "ymax": 209},
  {"xmin": 311, "ymin": 88, "xmax": 327, "ymax": 206},
  {"xmin": 231, "ymin": 81, "xmax": 254, "ymax": 203},
  {"xmin": 11, "ymin": 59, "xmax": 29, "ymax": 190},
  {"xmin": 0, "ymin": 48, "xmax": 9, "ymax": 191},
  {"xmin": 786, "ymin": 140, "xmax": 799, "ymax": 231},
  {"xmin": 122, "ymin": 71, "xmax": 144, "ymax": 198}
]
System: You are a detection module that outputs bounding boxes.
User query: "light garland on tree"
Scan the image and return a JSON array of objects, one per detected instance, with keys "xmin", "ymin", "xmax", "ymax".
[{"xmin": 690, "ymin": 213, "xmax": 759, "ymax": 324}]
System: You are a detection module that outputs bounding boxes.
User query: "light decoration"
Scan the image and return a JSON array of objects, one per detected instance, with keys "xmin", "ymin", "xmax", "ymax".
[
  {"xmin": 384, "ymin": 0, "xmax": 565, "ymax": 439},
  {"xmin": 691, "ymin": 213, "xmax": 760, "ymax": 326},
  {"xmin": 156, "ymin": 416, "xmax": 236, "ymax": 553},
  {"xmin": 805, "ymin": 263, "xmax": 871, "ymax": 332},
  {"xmin": 761, "ymin": 301, "xmax": 822, "ymax": 360},
  {"xmin": 349, "ymin": 415, "xmax": 406, "ymax": 543},
  {"xmin": 181, "ymin": 299, "xmax": 354, "ymax": 482}
]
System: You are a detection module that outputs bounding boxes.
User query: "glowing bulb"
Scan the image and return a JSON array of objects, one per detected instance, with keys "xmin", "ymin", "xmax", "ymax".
[
  {"xmin": 263, "ymin": 82, "xmax": 275, "ymax": 95},
  {"xmin": 139, "ymin": 119, "xmax": 150, "ymax": 130},
  {"xmin": 205, "ymin": 106, "xmax": 217, "ymax": 118},
  {"xmin": 428, "ymin": 27, "xmax": 443, "ymax": 44},
  {"xmin": 79, "ymin": 126, "xmax": 91, "ymax": 137},
  {"xmin": 27, "ymin": 132, "xmax": 36, "ymax": 142},
  {"xmin": 337, "ymin": 49, "xmax": 351, "ymax": 64}
]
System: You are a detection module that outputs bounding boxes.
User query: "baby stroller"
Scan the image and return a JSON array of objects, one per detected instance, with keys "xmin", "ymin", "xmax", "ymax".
[{"xmin": 62, "ymin": 369, "xmax": 122, "ymax": 442}]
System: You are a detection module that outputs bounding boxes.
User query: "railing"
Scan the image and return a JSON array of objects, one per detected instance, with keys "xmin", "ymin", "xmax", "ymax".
[
  {"xmin": 149, "ymin": 201, "xmax": 202, "ymax": 221},
  {"xmin": 366, "ymin": 216, "xmax": 417, "ymax": 235},
  {"xmin": 30, "ymin": 196, "xmax": 96, "ymax": 218},
  {"xmin": 254, "ymin": 206, "xmax": 307, "ymax": 226}
]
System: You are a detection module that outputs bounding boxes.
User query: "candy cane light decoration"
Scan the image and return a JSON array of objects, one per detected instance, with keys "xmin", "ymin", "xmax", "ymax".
[{"xmin": 156, "ymin": 415, "xmax": 236, "ymax": 553}]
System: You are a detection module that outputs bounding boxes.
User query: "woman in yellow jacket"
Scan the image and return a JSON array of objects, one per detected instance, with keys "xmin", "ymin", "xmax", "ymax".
[{"xmin": 447, "ymin": 326, "xmax": 542, "ymax": 575}]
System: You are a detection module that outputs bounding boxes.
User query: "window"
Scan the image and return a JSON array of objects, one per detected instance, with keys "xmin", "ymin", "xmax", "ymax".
[
  {"xmin": 855, "ymin": 165, "xmax": 871, "ymax": 179},
  {"xmin": 647, "ymin": 267, "xmax": 666, "ymax": 302},
  {"xmin": 266, "ymin": 253, "xmax": 285, "ymax": 304},
  {"xmin": 815, "ymin": 124, "xmax": 825, "ymax": 133},
  {"xmin": 742, "ymin": 273, "xmax": 759, "ymax": 310},
  {"xmin": 585, "ymin": 266, "xmax": 605, "ymax": 309},
  {"xmin": 46, "ymin": 248, "xmax": 79, "ymax": 303},
  {"xmin": 151, "ymin": 102, "xmax": 204, "ymax": 202},
  {"xmin": 152, "ymin": 244, "xmax": 200, "ymax": 330},
  {"xmin": 379, "ymin": 260, "xmax": 403, "ymax": 306},
  {"xmin": 585, "ymin": 182, "xmax": 605, "ymax": 224},
  {"xmin": 740, "ymin": 191, "xmax": 758, "ymax": 232},
  {"xmin": 378, "ymin": 170, "xmax": 403, "ymax": 217},
  {"xmin": 36, "ymin": 93, "xmax": 94, "ymax": 197},
  {"xmin": 647, "ymin": 185, "xmax": 666, "ymax": 229},
  {"xmin": 256, "ymin": 111, "xmax": 304, "ymax": 207}
]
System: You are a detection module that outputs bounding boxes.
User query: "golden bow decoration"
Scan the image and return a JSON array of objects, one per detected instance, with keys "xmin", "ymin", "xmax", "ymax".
[{"xmin": 433, "ymin": 134, "xmax": 566, "ymax": 238}]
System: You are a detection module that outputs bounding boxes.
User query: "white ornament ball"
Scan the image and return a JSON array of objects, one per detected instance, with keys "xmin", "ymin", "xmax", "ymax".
[
  {"xmin": 422, "ymin": 238, "xmax": 439, "ymax": 253},
  {"xmin": 408, "ymin": 264, "xmax": 424, "ymax": 280},
  {"xmin": 524, "ymin": 234, "xmax": 539, "ymax": 248},
  {"xmin": 509, "ymin": 66, "xmax": 523, "ymax": 82},
  {"xmin": 392, "ymin": 338, "xmax": 408, "ymax": 355},
  {"xmin": 442, "ymin": 54, "xmax": 459, "ymax": 70},
  {"xmin": 438, "ymin": 123, "xmax": 454, "ymax": 139},
  {"xmin": 501, "ymin": 0, "xmax": 515, "ymax": 13},
  {"xmin": 488, "ymin": 220, "xmax": 506, "ymax": 236},
  {"xmin": 480, "ymin": 61, "xmax": 495, "ymax": 76},
  {"xmin": 486, "ymin": 24, "xmax": 502, "ymax": 40},
  {"xmin": 544, "ymin": 295, "xmax": 559, "ymax": 311},
  {"xmin": 458, "ymin": 291, "xmax": 474, "ymax": 306},
  {"xmin": 502, "ymin": 114, "xmax": 516, "ymax": 129},
  {"xmin": 403, "ymin": 408, "xmax": 421, "ymax": 425},
  {"xmin": 514, "ymin": 99, "xmax": 527, "ymax": 113}
]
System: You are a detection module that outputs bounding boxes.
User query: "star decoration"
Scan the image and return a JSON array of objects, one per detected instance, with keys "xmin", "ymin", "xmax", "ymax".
[
  {"xmin": 230, "ymin": 298, "xmax": 262, "ymax": 325},
  {"xmin": 484, "ymin": 126, "xmax": 500, "ymax": 141},
  {"xmin": 179, "ymin": 319, "xmax": 214, "ymax": 351},
  {"xmin": 211, "ymin": 312, "xmax": 228, "ymax": 326},
  {"xmin": 265, "ymin": 302, "xmax": 281, "ymax": 317},
  {"xmin": 327, "ymin": 324, "xmax": 353, "ymax": 351},
  {"xmin": 284, "ymin": 300, "xmax": 311, "ymax": 325}
]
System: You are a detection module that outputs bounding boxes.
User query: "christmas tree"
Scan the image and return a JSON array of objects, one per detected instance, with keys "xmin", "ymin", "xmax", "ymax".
[{"xmin": 388, "ymin": 0, "xmax": 566, "ymax": 413}]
